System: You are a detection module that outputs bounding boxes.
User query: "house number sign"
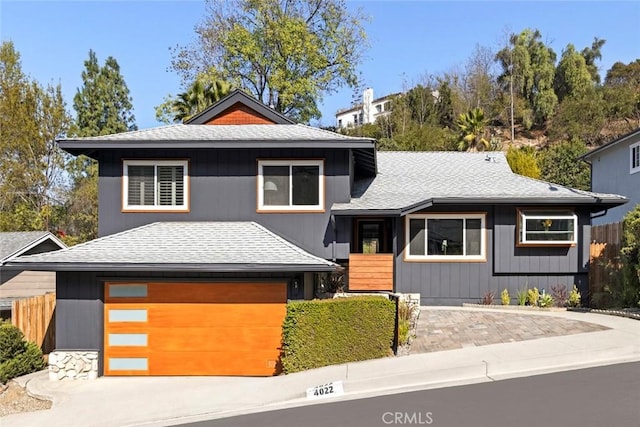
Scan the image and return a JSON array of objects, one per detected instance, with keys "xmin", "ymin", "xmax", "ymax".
[{"xmin": 306, "ymin": 381, "xmax": 344, "ymax": 400}]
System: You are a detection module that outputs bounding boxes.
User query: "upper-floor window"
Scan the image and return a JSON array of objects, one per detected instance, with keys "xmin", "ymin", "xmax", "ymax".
[
  {"xmin": 122, "ymin": 160, "xmax": 189, "ymax": 212},
  {"xmin": 631, "ymin": 141, "xmax": 640, "ymax": 174},
  {"xmin": 405, "ymin": 213, "xmax": 486, "ymax": 261},
  {"xmin": 375, "ymin": 104, "xmax": 382, "ymax": 113},
  {"xmin": 257, "ymin": 160, "xmax": 324, "ymax": 212},
  {"xmin": 518, "ymin": 209, "xmax": 576, "ymax": 246}
]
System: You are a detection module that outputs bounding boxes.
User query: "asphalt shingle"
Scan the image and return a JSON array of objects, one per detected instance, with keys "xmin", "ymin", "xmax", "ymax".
[
  {"xmin": 5, "ymin": 222, "xmax": 336, "ymax": 271},
  {"xmin": 0, "ymin": 231, "xmax": 58, "ymax": 262},
  {"xmin": 59, "ymin": 124, "xmax": 372, "ymax": 142},
  {"xmin": 331, "ymin": 151, "xmax": 627, "ymax": 212}
]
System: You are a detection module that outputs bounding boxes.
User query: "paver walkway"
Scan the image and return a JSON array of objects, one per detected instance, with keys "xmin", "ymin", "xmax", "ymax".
[{"xmin": 410, "ymin": 308, "xmax": 609, "ymax": 353}]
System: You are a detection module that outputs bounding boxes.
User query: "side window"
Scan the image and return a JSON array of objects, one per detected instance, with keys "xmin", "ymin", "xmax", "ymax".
[
  {"xmin": 258, "ymin": 160, "xmax": 324, "ymax": 212},
  {"xmin": 122, "ymin": 160, "xmax": 189, "ymax": 212}
]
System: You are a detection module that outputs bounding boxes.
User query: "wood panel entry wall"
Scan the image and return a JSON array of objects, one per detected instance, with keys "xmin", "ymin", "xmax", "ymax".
[{"xmin": 104, "ymin": 282, "xmax": 286, "ymax": 376}]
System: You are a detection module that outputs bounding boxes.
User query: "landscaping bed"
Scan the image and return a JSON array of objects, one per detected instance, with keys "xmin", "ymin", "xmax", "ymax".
[{"xmin": 0, "ymin": 381, "xmax": 51, "ymax": 417}]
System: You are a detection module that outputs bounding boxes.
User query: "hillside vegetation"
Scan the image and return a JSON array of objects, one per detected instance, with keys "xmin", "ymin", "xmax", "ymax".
[{"xmin": 340, "ymin": 29, "xmax": 639, "ymax": 190}]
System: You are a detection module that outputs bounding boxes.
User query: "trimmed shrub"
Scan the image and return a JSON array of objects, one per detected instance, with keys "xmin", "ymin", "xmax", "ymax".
[
  {"xmin": 281, "ymin": 296, "xmax": 395, "ymax": 374},
  {"xmin": 0, "ymin": 321, "xmax": 46, "ymax": 384},
  {"xmin": 0, "ymin": 342, "xmax": 45, "ymax": 384},
  {"xmin": 0, "ymin": 320, "xmax": 26, "ymax": 363}
]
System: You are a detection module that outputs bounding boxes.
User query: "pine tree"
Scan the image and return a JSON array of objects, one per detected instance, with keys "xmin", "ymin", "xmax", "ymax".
[{"xmin": 64, "ymin": 50, "xmax": 137, "ymax": 243}]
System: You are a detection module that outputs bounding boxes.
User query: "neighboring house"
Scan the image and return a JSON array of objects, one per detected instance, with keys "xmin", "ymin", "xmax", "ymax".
[
  {"xmin": 4, "ymin": 90, "xmax": 626, "ymax": 378},
  {"xmin": 581, "ymin": 127, "xmax": 640, "ymax": 225},
  {"xmin": 336, "ymin": 88, "xmax": 396, "ymax": 128},
  {"xmin": 0, "ymin": 231, "xmax": 66, "ymax": 318}
]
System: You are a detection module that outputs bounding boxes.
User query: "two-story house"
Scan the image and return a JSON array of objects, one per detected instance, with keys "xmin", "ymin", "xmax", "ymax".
[
  {"xmin": 335, "ymin": 88, "xmax": 396, "ymax": 128},
  {"xmin": 581, "ymin": 127, "xmax": 640, "ymax": 225},
  {"xmin": 5, "ymin": 90, "xmax": 626, "ymax": 378}
]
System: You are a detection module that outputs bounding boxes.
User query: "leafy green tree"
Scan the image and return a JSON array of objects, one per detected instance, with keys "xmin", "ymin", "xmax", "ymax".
[
  {"xmin": 580, "ymin": 37, "xmax": 606, "ymax": 84},
  {"xmin": 0, "ymin": 41, "xmax": 70, "ymax": 232},
  {"xmin": 554, "ymin": 44, "xmax": 594, "ymax": 102},
  {"xmin": 538, "ymin": 139, "xmax": 590, "ymax": 190},
  {"xmin": 506, "ymin": 145, "xmax": 540, "ymax": 178},
  {"xmin": 155, "ymin": 78, "xmax": 231, "ymax": 124},
  {"xmin": 64, "ymin": 50, "xmax": 137, "ymax": 243},
  {"xmin": 456, "ymin": 108, "xmax": 490, "ymax": 151},
  {"xmin": 620, "ymin": 205, "xmax": 640, "ymax": 307},
  {"xmin": 603, "ymin": 59, "xmax": 640, "ymax": 127},
  {"xmin": 169, "ymin": 0, "xmax": 368, "ymax": 122},
  {"xmin": 496, "ymin": 29, "xmax": 557, "ymax": 127},
  {"xmin": 548, "ymin": 88, "xmax": 607, "ymax": 144}
]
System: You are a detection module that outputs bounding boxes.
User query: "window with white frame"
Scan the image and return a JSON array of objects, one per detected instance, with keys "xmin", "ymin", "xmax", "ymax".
[
  {"xmin": 631, "ymin": 141, "xmax": 640, "ymax": 174},
  {"xmin": 122, "ymin": 160, "xmax": 188, "ymax": 211},
  {"xmin": 518, "ymin": 209, "xmax": 577, "ymax": 245},
  {"xmin": 258, "ymin": 160, "xmax": 324, "ymax": 211},
  {"xmin": 406, "ymin": 213, "xmax": 486, "ymax": 261}
]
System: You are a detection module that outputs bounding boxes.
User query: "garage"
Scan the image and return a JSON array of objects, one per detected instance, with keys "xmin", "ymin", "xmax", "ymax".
[{"xmin": 104, "ymin": 281, "xmax": 287, "ymax": 376}]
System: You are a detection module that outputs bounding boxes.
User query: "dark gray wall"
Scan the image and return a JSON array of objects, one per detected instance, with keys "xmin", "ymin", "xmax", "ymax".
[
  {"xmin": 98, "ymin": 148, "xmax": 352, "ymax": 259},
  {"xmin": 57, "ymin": 271, "xmax": 300, "ymax": 376},
  {"xmin": 395, "ymin": 205, "xmax": 591, "ymax": 305},
  {"xmin": 589, "ymin": 138, "xmax": 640, "ymax": 225}
]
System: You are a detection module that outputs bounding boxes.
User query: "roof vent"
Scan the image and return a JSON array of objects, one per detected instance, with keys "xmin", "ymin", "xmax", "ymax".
[{"xmin": 485, "ymin": 154, "xmax": 497, "ymax": 163}]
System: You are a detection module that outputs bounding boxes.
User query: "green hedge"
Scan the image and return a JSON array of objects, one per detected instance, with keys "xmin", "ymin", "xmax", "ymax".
[
  {"xmin": 0, "ymin": 321, "xmax": 45, "ymax": 384},
  {"xmin": 281, "ymin": 296, "xmax": 395, "ymax": 374}
]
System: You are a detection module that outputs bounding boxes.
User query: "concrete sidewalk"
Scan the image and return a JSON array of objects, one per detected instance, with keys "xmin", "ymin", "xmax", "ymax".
[{"xmin": 3, "ymin": 308, "xmax": 640, "ymax": 427}]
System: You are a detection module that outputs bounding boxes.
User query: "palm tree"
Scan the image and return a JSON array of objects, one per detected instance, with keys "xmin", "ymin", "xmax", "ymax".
[
  {"xmin": 172, "ymin": 79, "xmax": 232, "ymax": 123},
  {"xmin": 456, "ymin": 107, "xmax": 490, "ymax": 151}
]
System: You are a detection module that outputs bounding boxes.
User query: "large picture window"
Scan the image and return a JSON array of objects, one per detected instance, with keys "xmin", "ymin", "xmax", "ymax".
[
  {"xmin": 518, "ymin": 209, "xmax": 577, "ymax": 245},
  {"xmin": 258, "ymin": 160, "xmax": 324, "ymax": 211},
  {"xmin": 631, "ymin": 141, "xmax": 640, "ymax": 174},
  {"xmin": 123, "ymin": 160, "xmax": 189, "ymax": 211},
  {"xmin": 406, "ymin": 213, "xmax": 486, "ymax": 261}
]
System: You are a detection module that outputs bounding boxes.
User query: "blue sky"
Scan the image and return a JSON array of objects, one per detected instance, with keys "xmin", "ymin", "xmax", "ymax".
[{"xmin": 1, "ymin": 1, "xmax": 639, "ymax": 130}]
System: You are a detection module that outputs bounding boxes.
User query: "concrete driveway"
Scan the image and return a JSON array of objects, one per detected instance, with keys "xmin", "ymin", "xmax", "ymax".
[{"xmin": 2, "ymin": 307, "xmax": 639, "ymax": 427}]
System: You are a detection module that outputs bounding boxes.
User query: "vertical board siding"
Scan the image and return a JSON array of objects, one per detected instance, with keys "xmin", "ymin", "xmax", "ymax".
[
  {"xmin": 98, "ymin": 148, "xmax": 352, "ymax": 260},
  {"xmin": 11, "ymin": 293, "xmax": 56, "ymax": 353},
  {"xmin": 395, "ymin": 207, "xmax": 591, "ymax": 305}
]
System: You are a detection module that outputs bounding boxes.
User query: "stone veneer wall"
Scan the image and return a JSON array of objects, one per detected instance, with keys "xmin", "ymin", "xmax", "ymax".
[{"xmin": 48, "ymin": 351, "xmax": 99, "ymax": 380}]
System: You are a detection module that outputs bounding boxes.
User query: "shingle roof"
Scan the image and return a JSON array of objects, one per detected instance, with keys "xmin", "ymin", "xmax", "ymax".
[
  {"xmin": 4, "ymin": 222, "xmax": 336, "ymax": 272},
  {"xmin": 331, "ymin": 151, "xmax": 627, "ymax": 214},
  {"xmin": 0, "ymin": 231, "xmax": 65, "ymax": 262},
  {"xmin": 59, "ymin": 124, "xmax": 373, "ymax": 143}
]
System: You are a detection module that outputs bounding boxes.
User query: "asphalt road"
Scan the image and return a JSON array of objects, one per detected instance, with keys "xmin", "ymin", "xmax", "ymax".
[{"xmin": 184, "ymin": 362, "xmax": 640, "ymax": 427}]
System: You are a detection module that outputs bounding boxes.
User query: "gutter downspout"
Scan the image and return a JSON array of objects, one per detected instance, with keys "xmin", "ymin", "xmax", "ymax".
[
  {"xmin": 331, "ymin": 214, "xmax": 337, "ymax": 262},
  {"xmin": 590, "ymin": 209, "xmax": 609, "ymax": 220}
]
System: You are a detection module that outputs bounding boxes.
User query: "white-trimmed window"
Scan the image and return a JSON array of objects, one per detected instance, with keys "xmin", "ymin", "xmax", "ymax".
[
  {"xmin": 518, "ymin": 209, "xmax": 577, "ymax": 245},
  {"xmin": 123, "ymin": 160, "xmax": 189, "ymax": 211},
  {"xmin": 406, "ymin": 213, "xmax": 486, "ymax": 261},
  {"xmin": 631, "ymin": 141, "xmax": 640, "ymax": 174},
  {"xmin": 258, "ymin": 160, "xmax": 324, "ymax": 211}
]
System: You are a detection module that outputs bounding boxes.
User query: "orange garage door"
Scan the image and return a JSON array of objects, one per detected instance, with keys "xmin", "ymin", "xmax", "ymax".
[{"xmin": 104, "ymin": 282, "xmax": 287, "ymax": 376}]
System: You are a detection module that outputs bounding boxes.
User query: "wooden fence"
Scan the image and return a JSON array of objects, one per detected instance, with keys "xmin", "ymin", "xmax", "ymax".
[
  {"xmin": 11, "ymin": 293, "xmax": 56, "ymax": 354},
  {"xmin": 589, "ymin": 222, "xmax": 623, "ymax": 306}
]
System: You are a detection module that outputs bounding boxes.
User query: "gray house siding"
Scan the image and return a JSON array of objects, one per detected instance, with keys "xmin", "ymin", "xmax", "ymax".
[
  {"xmin": 589, "ymin": 137, "xmax": 640, "ymax": 225},
  {"xmin": 57, "ymin": 270, "xmax": 301, "ymax": 376},
  {"xmin": 97, "ymin": 148, "xmax": 352, "ymax": 259},
  {"xmin": 394, "ymin": 205, "xmax": 590, "ymax": 305}
]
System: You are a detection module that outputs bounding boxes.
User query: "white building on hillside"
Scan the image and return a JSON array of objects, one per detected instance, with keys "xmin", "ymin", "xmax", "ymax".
[{"xmin": 335, "ymin": 88, "xmax": 397, "ymax": 128}]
